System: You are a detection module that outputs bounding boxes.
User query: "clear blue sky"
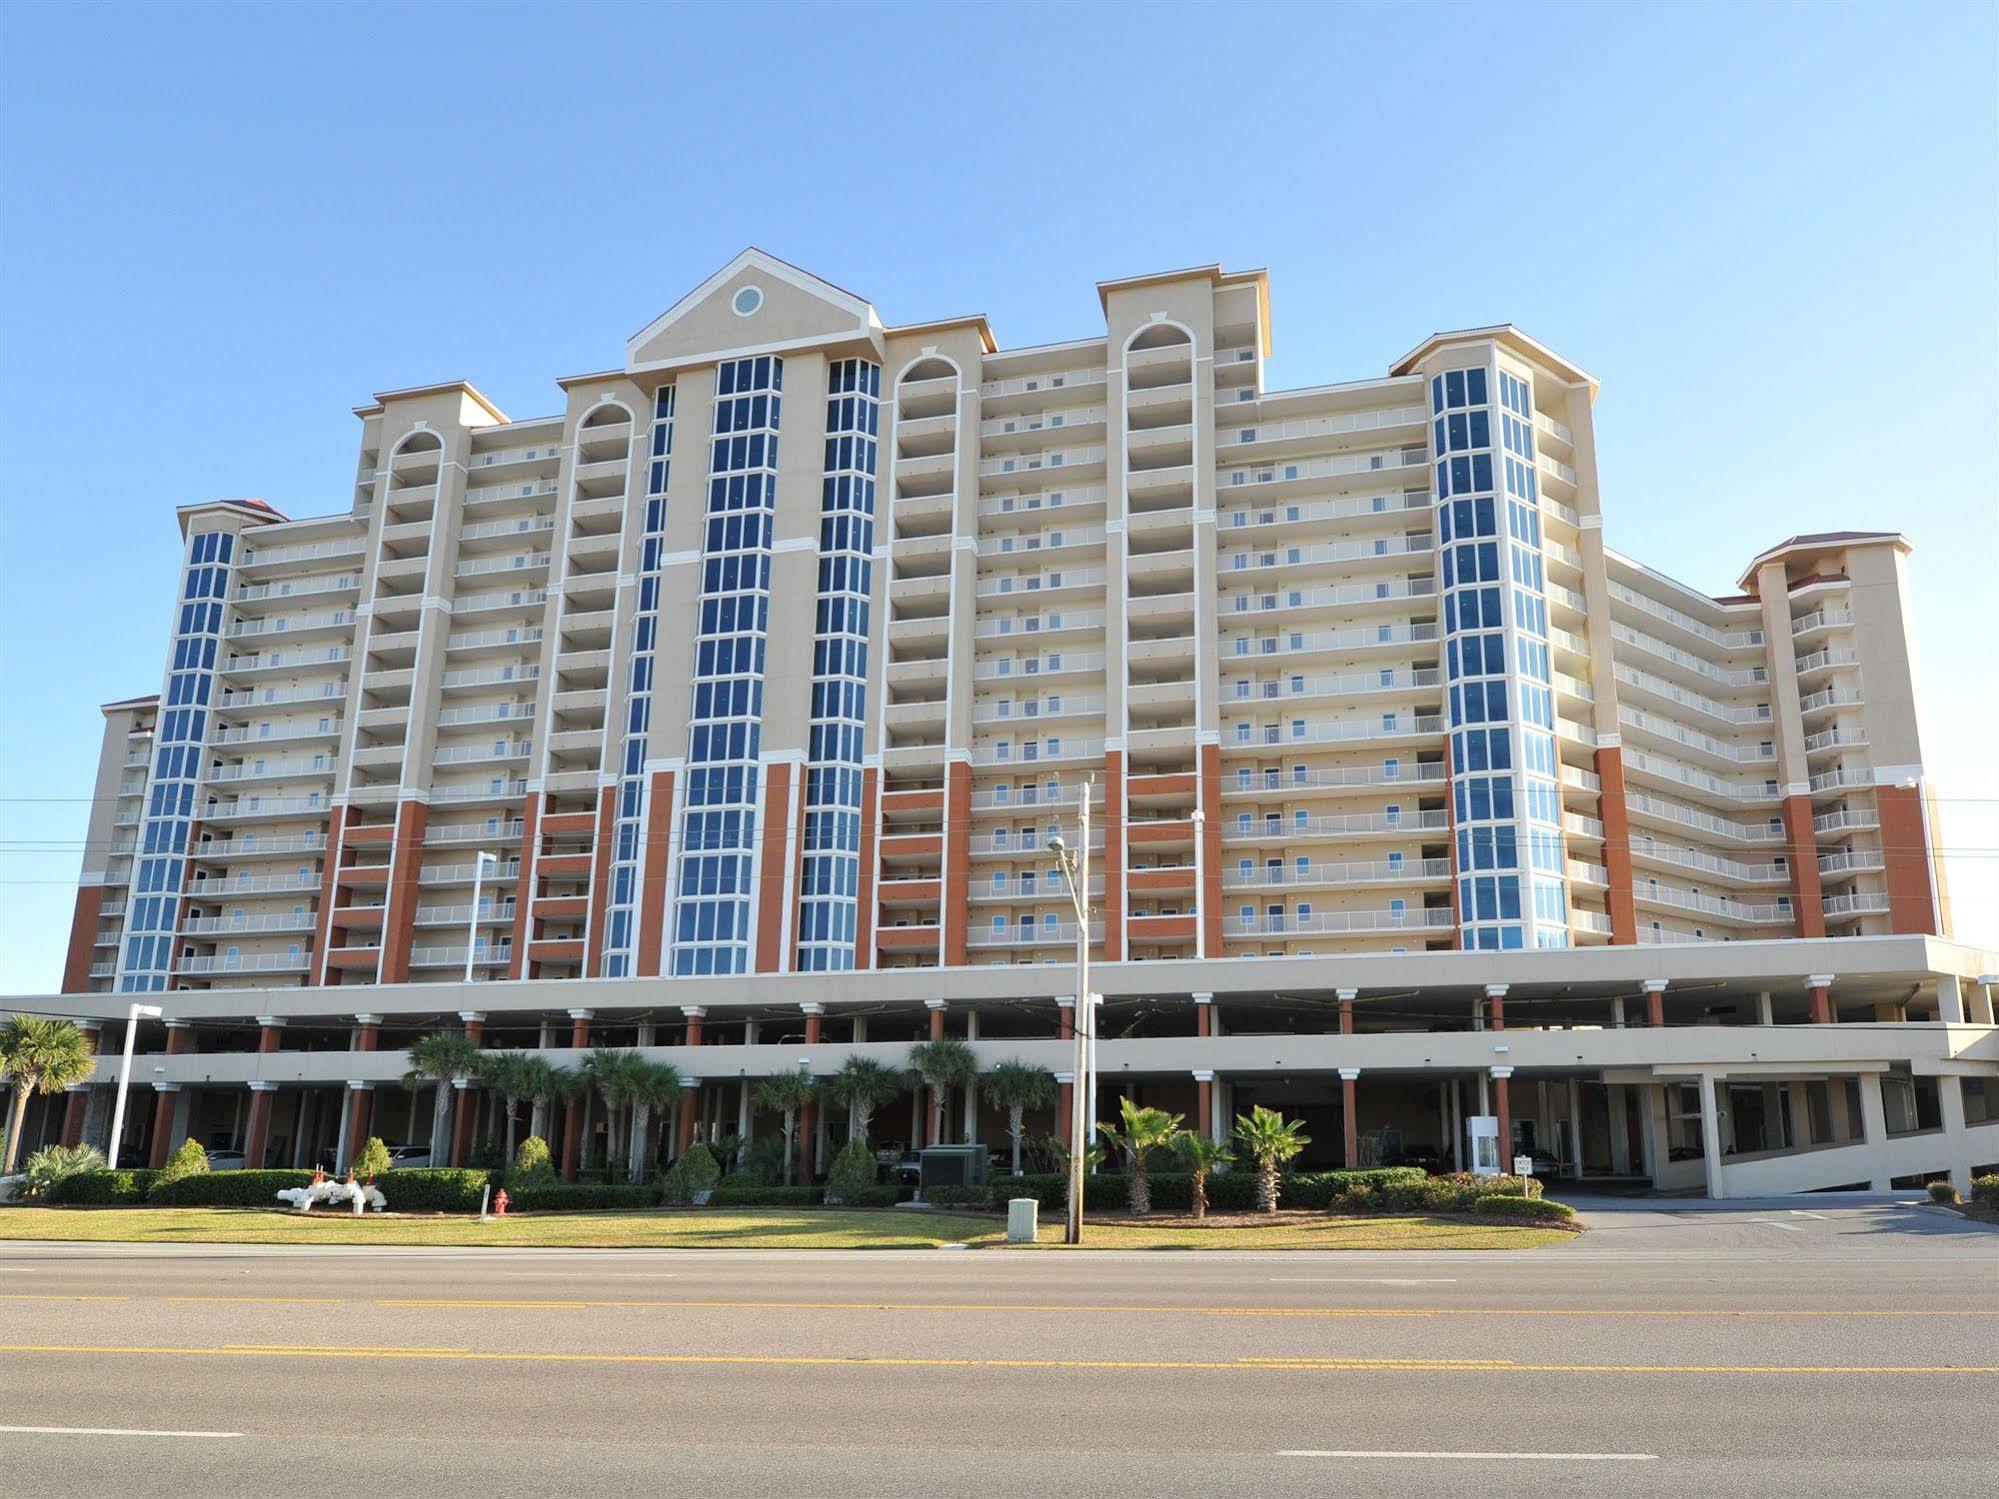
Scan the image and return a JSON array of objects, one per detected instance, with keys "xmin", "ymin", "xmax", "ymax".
[{"xmin": 2, "ymin": 1, "xmax": 1993, "ymax": 989}]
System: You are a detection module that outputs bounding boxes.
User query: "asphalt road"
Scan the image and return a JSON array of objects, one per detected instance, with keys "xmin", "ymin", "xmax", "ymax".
[{"xmin": 1, "ymin": 1198, "xmax": 1994, "ymax": 1496}]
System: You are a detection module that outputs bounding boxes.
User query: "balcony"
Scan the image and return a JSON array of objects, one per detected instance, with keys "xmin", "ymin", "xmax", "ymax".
[
  {"xmin": 1223, "ymin": 909, "xmax": 1453, "ymax": 938},
  {"xmin": 173, "ymin": 952, "xmax": 310, "ymax": 975},
  {"xmin": 1221, "ymin": 858, "xmax": 1451, "ymax": 891}
]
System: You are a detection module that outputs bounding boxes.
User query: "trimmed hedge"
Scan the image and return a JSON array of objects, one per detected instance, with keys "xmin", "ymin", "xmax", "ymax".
[
  {"xmin": 507, "ymin": 1183, "xmax": 656, "ymax": 1212},
  {"xmin": 374, "ymin": 1167, "xmax": 491, "ymax": 1213},
  {"xmin": 45, "ymin": 1169, "xmax": 159, "ymax": 1205},
  {"xmin": 150, "ymin": 1169, "xmax": 318, "ymax": 1206},
  {"xmin": 1927, "ymin": 1180, "xmax": 1961, "ymax": 1205},
  {"xmin": 843, "ymin": 1186, "xmax": 902, "ymax": 1208},
  {"xmin": 920, "ymin": 1185, "xmax": 989, "ymax": 1209},
  {"xmin": 1473, "ymin": 1194, "xmax": 1576, "ymax": 1223},
  {"xmin": 983, "ymin": 1167, "xmax": 1430, "ymax": 1214},
  {"xmin": 706, "ymin": 1185, "xmax": 823, "ymax": 1207}
]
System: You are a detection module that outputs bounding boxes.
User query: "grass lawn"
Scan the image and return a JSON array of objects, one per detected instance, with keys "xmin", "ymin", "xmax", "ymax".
[{"xmin": 0, "ymin": 1205, "xmax": 1570, "ymax": 1250}]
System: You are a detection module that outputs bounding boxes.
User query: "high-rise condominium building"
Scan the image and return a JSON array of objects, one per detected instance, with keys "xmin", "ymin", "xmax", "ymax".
[{"xmin": 16, "ymin": 251, "xmax": 1996, "ymax": 1198}]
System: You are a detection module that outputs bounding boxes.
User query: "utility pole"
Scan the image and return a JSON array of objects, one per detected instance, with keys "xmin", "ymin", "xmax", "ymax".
[{"xmin": 1052, "ymin": 774, "xmax": 1094, "ymax": 1245}]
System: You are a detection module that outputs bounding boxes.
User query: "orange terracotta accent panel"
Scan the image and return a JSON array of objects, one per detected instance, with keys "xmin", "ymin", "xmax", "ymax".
[
  {"xmin": 1128, "ymin": 819, "xmax": 1193, "ymax": 845},
  {"xmin": 855, "ymin": 767, "xmax": 879, "ymax": 968},
  {"xmin": 539, "ymin": 810, "xmax": 598, "ymax": 837},
  {"xmin": 942, "ymin": 761, "xmax": 972, "ymax": 967},
  {"xmin": 531, "ymin": 939, "xmax": 585, "ymax": 964},
  {"xmin": 330, "ymin": 907, "xmax": 385, "ymax": 929},
  {"xmin": 535, "ymin": 852, "xmax": 592, "ymax": 879},
  {"xmin": 1129, "ymin": 914, "xmax": 1196, "ymax": 941},
  {"xmin": 876, "ymin": 925, "xmax": 942, "ymax": 952},
  {"xmin": 338, "ymin": 865, "xmax": 391, "ymax": 889},
  {"xmin": 377, "ymin": 801, "xmax": 430, "ymax": 985},
  {"xmin": 1595, "ymin": 746, "xmax": 1638, "ymax": 944},
  {"xmin": 1126, "ymin": 867, "xmax": 1194, "ymax": 894},
  {"xmin": 507, "ymin": 791, "xmax": 540, "ymax": 981},
  {"xmin": 876, "ymin": 878, "xmax": 941, "ymax": 904},
  {"xmin": 1127, "ymin": 772, "xmax": 1195, "ymax": 798},
  {"xmin": 325, "ymin": 948, "xmax": 379, "ymax": 971},
  {"xmin": 533, "ymin": 896, "xmax": 590, "ymax": 921},
  {"xmin": 310, "ymin": 806, "xmax": 355, "ymax": 986},
  {"xmin": 344, "ymin": 824, "xmax": 396, "ymax": 847},
  {"xmin": 1874, "ymin": 783, "xmax": 1940, "ymax": 935},
  {"xmin": 1780, "ymin": 794, "xmax": 1827, "ymax": 938},
  {"xmin": 1101, "ymin": 750, "xmax": 1125, "ymax": 962},
  {"xmin": 60, "ymin": 886, "xmax": 102, "ymax": 994},
  {"xmin": 754, "ymin": 763, "xmax": 795, "ymax": 973},
  {"xmin": 1198, "ymin": 743, "xmax": 1224, "ymax": 956},
  {"xmin": 881, "ymin": 786, "xmax": 944, "ymax": 814},
  {"xmin": 637, "ymin": 770, "xmax": 675, "ymax": 976},
  {"xmin": 583, "ymin": 786, "xmax": 618, "ymax": 978}
]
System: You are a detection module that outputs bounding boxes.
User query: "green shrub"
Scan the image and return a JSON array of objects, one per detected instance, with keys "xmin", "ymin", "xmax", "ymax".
[
  {"xmin": 1281, "ymin": 1167, "xmax": 1427, "ymax": 1210},
  {"xmin": 1332, "ymin": 1181, "xmax": 1379, "ymax": 1214},
  {"xmin": 1473, "ymin": 1194, "xmax": 1576, "ymax": 1222},
  {"xmin": 22, "ymin": 1144, "xmax": 105, "ymax": 1198},
  {"xmin": 660, "ymin": 1143, "xmax": 721, "ymax": 1205},
  {"xmin": 148, "ymin": 1169, "xmax": 318, "ymax": 1206},
  {"xmin": 823, "ymin": 1139, "xmax": 878, "ymax": 1204},
  {"xmin": 509, "ymin": 1135, "xmax": 555, "ymax": 1185},
  {"xmin": 1970, "ymin": 1175, "xmax": 1999, "ymax": 1206},
  {"xmin": 921, "ymin": 1185, "xmax": 988, "ymax": 1208},
  {"xmin": 373, "ymin": 1167, "xmax": 490, "ymax": 1213},
  {"xmin": 147, "ymin": 1139, "xmax": 210, "ymax": 1199},
  {"xmin": 843, "ymin": 1186, "xmax": 901, "ymax": 1208},
  {"xmin": 46, "ymin": 1169, "xmax": 159, "ymax": 1205},
  {"xmin": 1927, "ymin": 1180, "xmax": 1961, "ymax": 1205},
  {"xmin": 506, "ymin": 1183, "xmax": 656, "ymax": 1212},
  {"xmin": 352, "ymin": 1137, "xmax": 392, "ymax": 1182},
  {"xmin": 705, "ymin": 1185, "xmax": 822, "ymax": 1208}
]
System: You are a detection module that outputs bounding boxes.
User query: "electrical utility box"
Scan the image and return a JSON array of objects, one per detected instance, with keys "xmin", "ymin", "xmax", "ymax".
[
  {"xmin": 919, "ymin": 1145, "xmax": 988, "ymax": 1194},
  {"xmin": 1465, "ymin": 1115, "xmax": 1502, "ymax": 1176}
]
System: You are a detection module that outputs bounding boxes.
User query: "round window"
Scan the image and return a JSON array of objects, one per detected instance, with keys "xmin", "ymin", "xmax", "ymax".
[{"xmin": 731, "ymin": 285, "xmax": 764, "ymax": 317}]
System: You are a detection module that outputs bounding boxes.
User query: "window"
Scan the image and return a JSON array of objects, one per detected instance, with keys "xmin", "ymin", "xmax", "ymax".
[{"xmin": 731, "ymin": 285, "xmax": 764, "ymax": 317}]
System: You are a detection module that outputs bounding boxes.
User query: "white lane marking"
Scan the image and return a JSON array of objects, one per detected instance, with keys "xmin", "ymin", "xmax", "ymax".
[
  {"xmin": 0, "ymin": 1425, "xmax": 242, "ymax": 1439},
  {"xmin": 1269, "ymin": 1278, "xmax": 1457, "ymax": 1285},
  {"xmin": 1743, "ymin": 1219, "xmax": 1804, "ymax": 1232},
  {"xmin": 1280, "ymin": 1450, "xmax": 1656, "ymax": 1462},
  {"xmin": 1790, "ymin": 1211, "xmax": 1827, "ymax": 1219}
]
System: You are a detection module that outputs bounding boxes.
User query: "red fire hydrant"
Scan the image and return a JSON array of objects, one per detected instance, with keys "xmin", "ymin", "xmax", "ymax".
[{"xmin": 493, "ymin": 1188, "xmax": 509, "ymax": 1217}]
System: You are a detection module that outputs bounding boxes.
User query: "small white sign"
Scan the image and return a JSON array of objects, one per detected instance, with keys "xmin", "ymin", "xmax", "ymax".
[{"xmin": 1513, "ymin": 1155, "xmax": 1533, "ymax": 1178}]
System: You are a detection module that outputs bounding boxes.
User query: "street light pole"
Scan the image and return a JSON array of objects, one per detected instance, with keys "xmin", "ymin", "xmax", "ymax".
[
  {"xmin": 465, "ymin": 850, "xmax": 498, "ymax": 984},
  {"xmin": 1051, "ymin": 774, "xmax": 1094, "ymax": 1246},
  {"xmin": 105, "ymin": 1000, "xmax": 163, "ymax": 1170}
]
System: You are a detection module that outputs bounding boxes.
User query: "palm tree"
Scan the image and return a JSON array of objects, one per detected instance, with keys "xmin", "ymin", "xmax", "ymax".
[
  {"xmin": 752, "ymin": 1071, "xmax": 817, "ymax": 1186},
  {"xmin": 1233, "ymin": 1104, "xmax": 1310, "ymax": 1214},
  {"xmin": 581, "ymin": 1048, "xmax": 643, "ymax": 1180},
  {"xmin": 983, "ymin": 1061, "xmax": 1057, "ymax": 1176},
  {"xmin": 1095, "ymin": 1096, "xmax": 1185, "ymax": 1215},
  {"xmin": 906, "ymin": 1037, "xmax": 977, "ymax": 1148},
  {"xmin": 523, "ymin": 1056, "xmax": 567, "ymax": 1143},
  {"xmin": 626, "ymin": 1062, "xmax": 683, "ymax": 1183},
  {"xmin": 475, "ymin": 1051, "xmax": 538, "ymax": 1166},
  {"xmin": 826, "ymin": 1056, "xmax": 904, "ymax": 1145},
  {"xmin": 403, "ymin": 1031, "xmax": 481, "ymax": 1167},
  {"xmin": 2, "ymin": 1017, "xmax": 96, "ymax": 1173},
  {"xmin": 1175, "ymin": 1132, "xmax": 1234, "ymax": 1220}
]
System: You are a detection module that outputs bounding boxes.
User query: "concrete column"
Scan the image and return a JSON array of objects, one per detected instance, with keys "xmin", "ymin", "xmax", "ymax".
[
  {"xmin": 1935, "ymin": 1077, "xmax": 1972, "ymax": 1195},
  {"xmin": 451, "ymin": 1078, "xmax": 477, "ymax": 1167},
  {"xmin": 962, "ymin": 1074, "xmax": 979, "ymax": 1145},
  {"xmin": 344, "ymin": 1079, "xmax": 374, "ymax": 1168},
  {"xmin": 925, "ymin": 998, "xmax": 946, "ymax": 1041},
  {"xmin": 147, "ymin": 1083, "xmax": 182, "ymax": 1169},
  {"xmin": 1055, "ymin": 1071, "xmax": 1074, "ymax": 1146},
  {"xmin": 243, "ymin": 1082, "xmax": 278, "ymax": 1168},
  {"xmin": 1193, "ymin": 992, "xmax": 1213, "ymax": 1038},
  {"xmin": 1855, "ymin": 1073, "xmax": 1892, "ymax": 1191},
  {"xmin": 1643, "ymin": 978, "xmax": 1668, "ymax": 1028},
  {"xmin": 1697, "ymin": 1074, "xmax": 1726, "ymax": 1199},
  {"xmin": 60, "ymin": 1084, "xmax": 89, "ymax": 1148},
  {"xmin": 1338, "ymin": 986, "xmax": 1357, "ymax": 1036},
  {"xmin": 1756, "ymin": 991, "xmax": 1775, "ymax": 1027},
  {"xmin": 255, "ymin": 1015, "xmax": 285, "ymax": 1055},
  {"xmin": 676, "ymin": 1007, "xmax": 705, "ymax": 1155},
  {"xmin": 1976, "ymin": 976, "xmax": 1999, "ymax": 1027},
  {"xmin": 1490, "ymin": 1066, "xmax": 1513, "ymax": 1172},
  {"xmin": 1611, "ymin": 996, "xmax": 1627, "ymax": 1029},
  {"xmin": 1485, "ymin": 984, "xmax": 1507, "ymax": 1031},
  {"xmin": 1193, "ymin": 1070, "xmax": 1214, "ymax": 1141},
  {"xmin": 1339, "ymin": 1067, "xmax": 1361, "ymax": 1168},
  {"xmin": 1808, "ymin": 973, "xmax": 1836, "ymax": 1026},
  {"xmin": 1566, "ymin": 1078, "xmax": 1583, "ymax": 1175},
  {"xmin": 1057, "ymin": 996, "xmax": 1075, "ymax": 1040},
  {"xmin": 1935, "ymin": 976, "xmax": 1965, "ymax": 1025},
  {"xmin": 562, "ymin": 1009, "xmax": 592, "ymax": 1181},
  {"xmin": 1607, "ymin": 1084, "xmax": 1632, "ymax": 1175},
  {"xmin": 798, "ymin": 1004, "xmax": 824, "ymax": 1169},
  {"xmin": 333, "ymin": 1084, "xmax": 354, "ymax": 1173}
]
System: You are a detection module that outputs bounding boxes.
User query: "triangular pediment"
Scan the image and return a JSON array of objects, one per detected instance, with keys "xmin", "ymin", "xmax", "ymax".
[{"xmin": 625, "ymin": 249, "xmax": 882, "ymax": 370}]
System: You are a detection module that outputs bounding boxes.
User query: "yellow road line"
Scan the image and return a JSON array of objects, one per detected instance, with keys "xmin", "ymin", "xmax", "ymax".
[
  {"xmin": 365, "ymin": 1298, "xmax": 1987, "ymax": 1319},
  {"xmin": 0, "ymin": 1344, "xmax": 1993, "ymax": 1376},
  {"xmin": 0, "ymin": 1294, "xmax": 130, "ymax": 1303}
]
